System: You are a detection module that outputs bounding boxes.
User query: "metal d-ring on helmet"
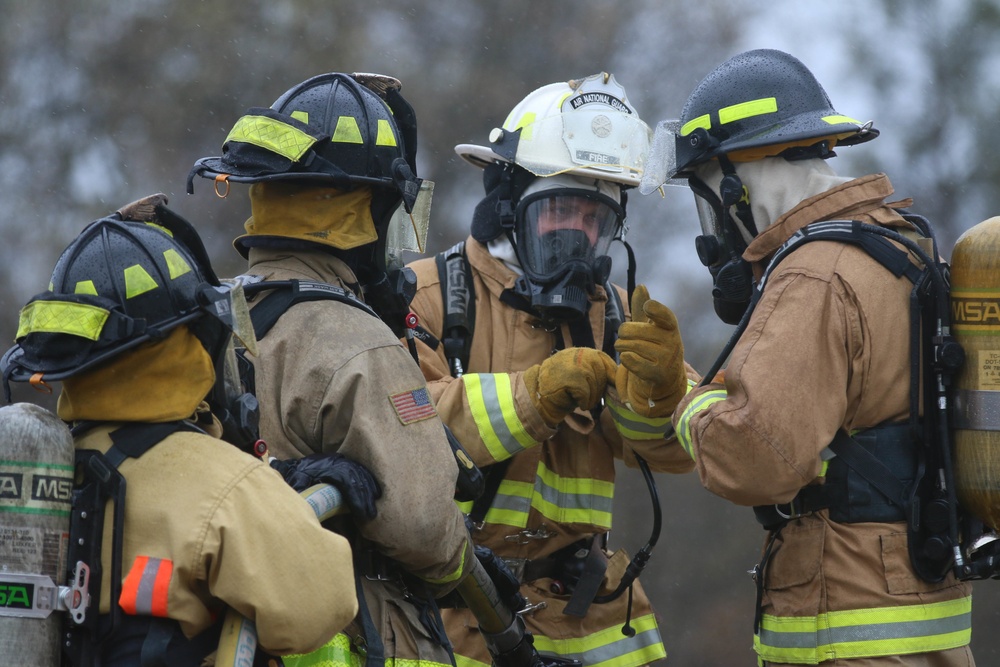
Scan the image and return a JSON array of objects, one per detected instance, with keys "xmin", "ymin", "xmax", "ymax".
[
  {"xmin": 1, "ymin": 205, "xmax": 254, "ymax": 443},
  {"xmin": 457, "ymin": 72, "xmax": 651, "ymax": 323},
  {"xmin": 641, "ymin": 49, "xmax": 879, "ymax": 325}
]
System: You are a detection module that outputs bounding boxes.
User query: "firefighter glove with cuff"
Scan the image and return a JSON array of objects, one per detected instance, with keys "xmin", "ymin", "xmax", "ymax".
[
  {"xmin": 271, "ymin": 453, "xmax": 382, "ymax": 521},
  {"xmin": 523, "ymin": 347, "xmax": 617, "ymax": 427},
  {"xmin": 615, "ymin": 284, "xmax": 687, "ymax": 418},
  {"xmin": 475, "ymin": 544, "xmax": 527, "ymax": 614}
]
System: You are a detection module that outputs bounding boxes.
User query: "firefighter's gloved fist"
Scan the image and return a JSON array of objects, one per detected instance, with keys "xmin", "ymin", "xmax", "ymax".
[
  {"xmin": 271, "ymin": 453, "xmax": 382, "ymax": 521},
  {"xmin": 523, "ymin": 348, "xmax": 616, "ymax": 427},
  {"xmin": 615, "ymin": 284, "xmax": 687, "ymax": 418},
  {"xmin": 475, "ymin": 544, "xmax": 527, "ymax": 614}
]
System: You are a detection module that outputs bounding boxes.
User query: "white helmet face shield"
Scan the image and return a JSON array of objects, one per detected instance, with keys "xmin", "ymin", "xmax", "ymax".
[{"xmin": 515, "ymin": 189, "xmax": 623, "ymax": 283}]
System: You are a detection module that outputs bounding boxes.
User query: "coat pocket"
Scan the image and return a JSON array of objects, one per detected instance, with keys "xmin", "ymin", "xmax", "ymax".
[
  {"xmin": 762, "ymin": 520, "xmax": 825, "ymax": 617},
  {"xmin": 881, "ymin": 531, "xmax": 961, "ymax": 595}
]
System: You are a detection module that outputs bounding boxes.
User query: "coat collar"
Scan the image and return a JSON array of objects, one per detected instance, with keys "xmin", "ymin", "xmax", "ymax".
[{"xmin": 745, "ymin": 173, "xmax": 913, "ymax": 265}]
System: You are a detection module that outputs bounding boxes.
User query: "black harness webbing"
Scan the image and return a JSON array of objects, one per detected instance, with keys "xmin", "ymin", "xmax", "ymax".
[{"xmin": 243, "ymin": 279, "xmax": 378, "ymax": 339}]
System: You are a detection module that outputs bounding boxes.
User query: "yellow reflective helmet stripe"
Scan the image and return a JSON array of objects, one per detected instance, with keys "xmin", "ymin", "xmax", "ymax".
[
  {"xmin": 719, "ymin": 97, "xmax": 778, "ymax": 125},
  {"xmin": 375, "ymin": 119, "xmax": 398, "ymax": 147},
  {"xmin": 162, "ymin": 248, "xmax": 192, "ymax": 280},
  {"xmin": 680, "ymin": 114, "xmax": 711, "ymax": 137},
  {"xmin": 755, "ymin": 596, "xmax": 972, "ymax": 663},
  {"xmin": 531, "ymin": 612, "xmax": 666, "ymax": 667},
  {"xmin": 462, "ymin": 373, "xmax": 537, "ymax": 462},
  {"xmin": 507, "ymin": 111, "xmax": 538, "ymax": 141},
  {"xmin": 822, "ymin": 114, "xmax": 862, "ymax": 126},
  {"xmin": 675, "ymin": 388, "xmax": 727, "ymax": 460},
  {"xmin": 290, "ymin": 110, "xmax": 309, "ymax": 124},
  {"xmin": 332, "ymin": 116, "xmax": 364, "ymax": 144},
  {"xmin": 225, "ymin": 114, "xmax": 316, "ymax": 162},
  {"xmin": 16, "ymin": 300, "xmax": 110, "ymax": 340},
  {"xmin": 74, "ymin": 280, "xmax": 98, "ymax": 296},
  {"xmin": 681, "ymin": 97, "xmax": 779, "ymax": 136},
  {"xmin": 123, "ymin": 264, "xmax": 158, "ymax": 298}
]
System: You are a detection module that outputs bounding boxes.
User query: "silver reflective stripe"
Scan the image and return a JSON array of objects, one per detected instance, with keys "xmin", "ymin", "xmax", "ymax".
[{"xmin": 952, "ymin": 389, "xmax": 1000, "ymax": 430}]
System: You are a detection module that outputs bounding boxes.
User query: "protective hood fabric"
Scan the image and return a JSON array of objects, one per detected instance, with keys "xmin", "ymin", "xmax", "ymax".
[
  {"xmin": 57, "ymin": 326, "xmax": 215, "ymax": 423},
  {"xmin": 234, "ymin": 181, "xmax": 377, "ymax": 257},
  {"xmin": 694, "ymin": 157, "xmax": 851, "ymax": 243},
  {"xmin": 486, "ymin": 236, "xmax": 522, "ymax": 274},
  {"xmin": 470, "ymin": 163, "xmax": 537, "ymax": 243}
]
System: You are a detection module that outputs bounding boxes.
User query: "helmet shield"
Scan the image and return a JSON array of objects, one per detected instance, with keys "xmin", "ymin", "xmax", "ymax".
[
  {"xmin": 383, "ymin": 179, "xmax": 433, "ymax": 271},
  {"xmin": 515, "ymin": 189, "xmax": 622, "ymax": 284}
]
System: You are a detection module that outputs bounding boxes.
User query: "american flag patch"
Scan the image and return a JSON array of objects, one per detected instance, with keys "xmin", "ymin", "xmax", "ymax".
[{"xmin": 389, "ymin": 387, "xmax": 437, "ymax": 424}]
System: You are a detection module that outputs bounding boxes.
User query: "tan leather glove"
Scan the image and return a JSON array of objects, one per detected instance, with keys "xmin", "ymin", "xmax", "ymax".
[
  {"xmin": 614, "ymin": 284, "xmax": 687, "ymax": 418},
  {"xmin": 523, "ymin": 347, "xmax": 617, "ymax": 427}
]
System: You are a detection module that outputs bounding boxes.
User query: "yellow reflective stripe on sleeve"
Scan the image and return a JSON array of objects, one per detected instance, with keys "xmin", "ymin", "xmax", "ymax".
[
  {"xmin": 719, "ymin": 97, "xmax": 778, "ymax": 125},
  {"xmin": 462, "ymin": 373, "xmax": 538, "ymax": 462},
  {"xmin": 375, "ymin": 119, "xmax": 398, "ymax": 147},
  {"xmin": 332, "ymin": 116, "xmax": 364, "ymax": 144},
  {"xmin": 162, "ymin": 249, "xmax": 192, "ymax": 280},
  {"xmin": 822, "ymin": 114, "xmax": 862, "ymax": 126},
  {"xmin": 531, "ymin": 612, "xmax": 665, "ymax": 667},
  {"xmin": 16, "ymin": 300, "xmax": 110, "ymax": 340},
  {"xmin": 755, "ymin": 596, "xmax": 973, "ymax": 663},
  {"xmin": 606, "ymin": 400, "xmax": 672, "ymax": 441},
  {"xmin": 420, "ymin": 543, "xmax": 468, "ymax": 586},
  {"xmin": 675, "ymin": 389, "xmax": 727, "ymax": 460},
  {"xmin": 225, "ymin": 114, "xmax": 316, "ymax": 162},
  {"xmin": 124, "ymin": 264, "xmax": 158, "ymax": 298},
  {"xmin": 532, "ymin": 462, "xmax": 615, "ymax": 530}
]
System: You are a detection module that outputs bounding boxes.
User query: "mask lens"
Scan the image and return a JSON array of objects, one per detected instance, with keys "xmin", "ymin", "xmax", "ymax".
[
  {"xmin": 516, "ymin": 190, "xmax": 622, "ymax": 281},
  {"xmin": 689, "ymin": 177, "xmax": 725, "ymax": 239}
]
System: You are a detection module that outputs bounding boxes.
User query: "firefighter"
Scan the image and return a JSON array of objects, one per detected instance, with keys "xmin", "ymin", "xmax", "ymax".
[
  {"xmin": 188, "ymin": 73, "xmax": 476, "ymax": 667},
  {"xmin": 0, "ymin": 203, "xmax": 357, "ymax": 665},
  {"xmin": 645, "ymin": 49, "xmax": 975, "ymax": 665},
  {"xmin": 405, "ymin": 73, "xmax": 695, "ymax": 666}
]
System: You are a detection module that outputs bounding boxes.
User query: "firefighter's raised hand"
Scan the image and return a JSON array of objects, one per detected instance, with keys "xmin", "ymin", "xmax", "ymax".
[
  {"xmin": 271, "ymin": 452, "xmax": 382, "ymax": 521},
  {"xmin": 523, "ymin": 347, "xmax": 616, "ymax": 427},
  {"xmin": 615, "ymin": 284, "xmax": 687, "ymax": 418}
]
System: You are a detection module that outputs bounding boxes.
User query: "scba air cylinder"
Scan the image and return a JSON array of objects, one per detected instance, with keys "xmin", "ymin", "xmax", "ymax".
[
  {"xmin": 952, "ymin": 216, "xmax": 1000, "ymax": 531},
  {"xmin": 0, "ymin": 403, "xmax": 74, "ymax": 665}
]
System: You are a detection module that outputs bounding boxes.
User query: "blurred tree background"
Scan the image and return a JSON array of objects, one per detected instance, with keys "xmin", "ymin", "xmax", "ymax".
[{"xmin": 2, "ymin": 0, "xmax": 999, "ymax": 663}]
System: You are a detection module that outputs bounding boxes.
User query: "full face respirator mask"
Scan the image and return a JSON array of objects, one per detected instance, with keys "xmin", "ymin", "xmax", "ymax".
[
  {"xmin": 511, "ymin": 181, "xmax": 624, "ymax": 324},
  {"xmin": 689, "ymin": 170, "xmax": 757, "ymax": 325}
]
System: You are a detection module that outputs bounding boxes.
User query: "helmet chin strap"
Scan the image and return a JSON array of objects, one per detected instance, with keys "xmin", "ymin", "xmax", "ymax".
[{"xmin": 716, "ymin": 154, "xmax": 759, "ymax": 238}]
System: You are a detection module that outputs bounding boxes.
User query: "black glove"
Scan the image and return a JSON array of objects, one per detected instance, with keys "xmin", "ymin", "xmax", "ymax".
[
  {"xmin": 271, "ymin": 453, "xmax": 382, "ymax": 521},
  {"xmin": 474, "ymin": 545, "xmax": 527, "ymax": 615}
]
